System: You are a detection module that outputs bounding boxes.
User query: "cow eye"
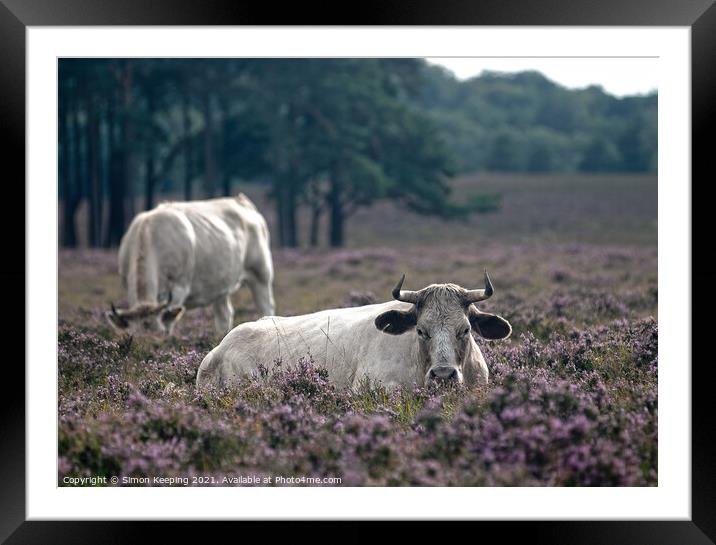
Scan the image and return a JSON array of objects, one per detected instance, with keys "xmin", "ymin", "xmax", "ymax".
[
  {"xmin": 459, "ymin": 327, "xmax": 470, "ymax": 338},
  {"xmin": 417, "ymin": 328, "xmax": 429, "ymax": 339}
]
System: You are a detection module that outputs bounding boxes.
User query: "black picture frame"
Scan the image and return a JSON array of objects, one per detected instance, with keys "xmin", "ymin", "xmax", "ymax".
[{"xmin": 2, "ymin": 1, "xmax": 713, "ymax": 542}]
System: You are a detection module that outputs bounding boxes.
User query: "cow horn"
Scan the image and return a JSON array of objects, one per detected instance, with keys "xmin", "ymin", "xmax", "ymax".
[
  {"xmin": 464, "ymin": 269, "xmax": 494, "ymax": 304},
  {"xmin": 392, "ymin": 274, "xmax": 419, "ymax": 304}
]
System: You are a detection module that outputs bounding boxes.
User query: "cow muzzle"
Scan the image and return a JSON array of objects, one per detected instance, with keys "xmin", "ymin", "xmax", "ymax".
[{"xmin": 428, "ymin": 366, "xmax": 461, "ymax": 383}]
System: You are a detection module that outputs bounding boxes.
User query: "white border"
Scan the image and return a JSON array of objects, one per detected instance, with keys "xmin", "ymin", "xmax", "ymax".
[{"xmin": 27, "ymin": 27, "xmax": 690, "ymax": 520}]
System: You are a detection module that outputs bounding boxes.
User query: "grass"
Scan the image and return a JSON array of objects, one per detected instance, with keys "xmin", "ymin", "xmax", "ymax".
[{"xmin": 58, "ymin": 173, "xmax": 657, "ymax": 486}]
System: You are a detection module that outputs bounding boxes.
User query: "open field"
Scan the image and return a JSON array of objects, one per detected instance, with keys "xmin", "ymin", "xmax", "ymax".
[
  {"xmin": 58, "ymin": 173, "xmax": 658, "ymax": 486},
  {"xmin": 64, "ymin": 172, "xmax": 657, "ymax": 249}
]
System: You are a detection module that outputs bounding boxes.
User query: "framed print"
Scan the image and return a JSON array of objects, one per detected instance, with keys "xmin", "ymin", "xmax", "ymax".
[{"xmin": 3, "ymin": 0, "xmax": 715, "ymax": 542}]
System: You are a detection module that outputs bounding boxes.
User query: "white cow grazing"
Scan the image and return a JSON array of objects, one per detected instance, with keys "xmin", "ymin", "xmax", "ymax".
[
  {"xmin": 196, "ymin": 272, "xmax": 511, "ymax": 390},
  {"xmin": 106, "ymin": 193, "xmax": 275, "ymax": 337}
]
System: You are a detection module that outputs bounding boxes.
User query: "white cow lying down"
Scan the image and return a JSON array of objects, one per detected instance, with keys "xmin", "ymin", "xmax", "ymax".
[
  {"xmin": 106, "ymin": 193, "xmax": 275, "ymax": 337},
  {"xmin": 196, "ymin": 272, "xmax": 511, "ymax": 390}
]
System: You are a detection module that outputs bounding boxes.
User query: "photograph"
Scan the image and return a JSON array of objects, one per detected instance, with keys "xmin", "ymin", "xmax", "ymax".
[
  {"xmin": 57, "ymin": 56, "xmax": 658, "ymax": 488},
  {"xmin": 1, "ymin": 0, "xmax": 709, "ymax": 538}
]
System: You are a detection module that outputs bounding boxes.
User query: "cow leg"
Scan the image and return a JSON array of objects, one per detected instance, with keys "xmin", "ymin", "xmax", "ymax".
[
  {"xmin": 245, "ymin": 272, "xmax": 276, "ymax": 318},
  {"xmin": 212, "ymin": 295, "xmax": 234, "ymax": 336}
]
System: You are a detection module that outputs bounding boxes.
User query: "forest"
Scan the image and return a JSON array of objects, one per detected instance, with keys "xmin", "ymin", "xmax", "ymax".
[{"xmin": 58, "ymin": 58, "xmax": 657, "ymax": 248}]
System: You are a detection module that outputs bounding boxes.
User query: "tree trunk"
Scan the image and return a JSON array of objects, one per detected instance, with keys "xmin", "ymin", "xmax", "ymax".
[
  {"xmin": 107, "ymin": 60, "xmax": 131, "ymax": 247},
  {"xmin": 144, "ymin": 155, "xmax": 155, "ymax": 210},
  {"xmin": 59, "ymin": 92, "xmax": 72, "ymax": 246},
  {"xmin": 275, "ymin": 180, "xmax": 286, "ymax": 247},
  {"xmin": 105, "ymin": 90, "xmax": 121, "ymax": 247},
  {"xmin": 218, "ymin": 98, "xmax": 231, "ymax": 196},
  {"xmin": 117, "ymin": 63, "xmax": 134, "ymax": 223},
  {"xmin": 63, "ymin": 93, "xmax": 81, "ymax": 247},
  {"xmin": 329, "ymin": 166, "xmax": 345, "ymax": 248},
  {"xmin": 182, "ymin": 92, "xmax": 193, "ymax": 201},
  {"xmin": 104, "ymin": 101, "xmax": 115, "ymax": 247},
  {"xmin": 309, "ymin": 204, "xmax": 321, "ymax": 247},
  {"xmin": 202, "ymin": 92, "xmax": 216, "ymax": 198},
  {"xmin": 286, "ymin": 180, "xmax": 298, "ymax": 248},
  {"xmin": 78, "ymin": 94, "xmax": 90, "ymax": 246},
  {"xmin": 144, "ymin": 90, "xmax": 156, "ymax": 210},
  {"xmin": 86, "ymin": 87, "xmax": 101, "ymax": 247},
  {"xmin": 274, "ymin": 176, "xmax": 298, "ymax": 248}
]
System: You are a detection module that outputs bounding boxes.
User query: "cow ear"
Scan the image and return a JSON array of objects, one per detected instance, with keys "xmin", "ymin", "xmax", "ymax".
[
  {"xmin": 375, "ymin": 309, "xmax": 417, "ymax": 335},
  {"xmin": 161, "ymin": 306, "xmax": 185, "ymax": 326},
  {"xmin": 106, "ymin": 311, "xmax": 129, "ymax": 331},
  {"xmin": 469, "ymin": 306, "xmax": 512, "ymax": 340}
]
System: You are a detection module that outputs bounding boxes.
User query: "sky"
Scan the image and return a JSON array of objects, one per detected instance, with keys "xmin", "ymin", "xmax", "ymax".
[{"xmin": 426, "ymin": 58, "xmax": 658, "ymax": 97}]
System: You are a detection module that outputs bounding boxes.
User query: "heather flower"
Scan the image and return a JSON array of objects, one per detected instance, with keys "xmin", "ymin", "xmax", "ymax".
[{"xmin": 58, "ymin": 245, "xmax": 657, "ymax": 487}]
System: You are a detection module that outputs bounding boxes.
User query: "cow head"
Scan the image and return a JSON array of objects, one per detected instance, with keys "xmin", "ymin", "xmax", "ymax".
[
  {"xmin": 106, "ymin": 294, "xmax": 185, "ymax": 336},
  {"xmin": 374, "ymin": 271, "xmax": 511, "ymax": 385}
]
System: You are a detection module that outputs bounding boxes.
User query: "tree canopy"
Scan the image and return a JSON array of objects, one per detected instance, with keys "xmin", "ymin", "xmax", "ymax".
[
  {"xmin": 58, "ymin": 58, "xmax": 657, "ymax": 248},
  {"xmin": 418, "ymin": 65, "xmax": 657, "ymax": 174}
]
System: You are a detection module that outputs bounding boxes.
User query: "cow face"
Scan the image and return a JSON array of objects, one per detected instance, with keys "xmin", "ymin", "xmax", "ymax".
[
  {"xmin": 374, "ymin": 272, "xmax": 511, "ymax": 385},
  {"xmin": 106, "ymin": 302, "xmax": 185, "ymax": 337}
]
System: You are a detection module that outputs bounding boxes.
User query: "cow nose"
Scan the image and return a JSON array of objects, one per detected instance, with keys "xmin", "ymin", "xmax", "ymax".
[{"xmin": 429, "ymin": 366, "xmax": 458, "ymax": 382}]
